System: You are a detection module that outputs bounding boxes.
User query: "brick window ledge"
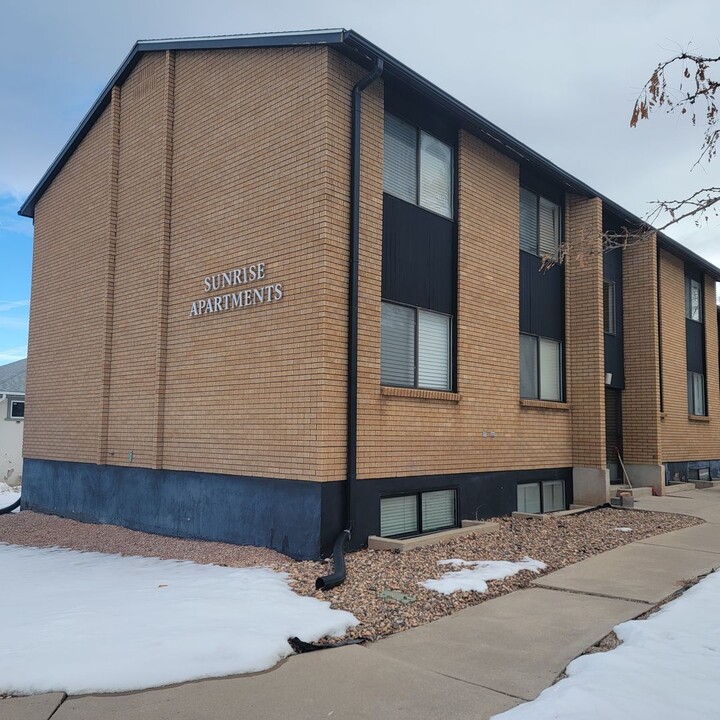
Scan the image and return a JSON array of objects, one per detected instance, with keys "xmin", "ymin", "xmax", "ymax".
[
  {"xmin": 520, "ymin": 399, "xmax": 571, "ymax": 411},
  {"xmin": 381, "ymin": 386, "xmax": 461, "ymax": 402},
  {"xmin": 689, "ymin": 414, "xmax": 711, "ymax": 423}
]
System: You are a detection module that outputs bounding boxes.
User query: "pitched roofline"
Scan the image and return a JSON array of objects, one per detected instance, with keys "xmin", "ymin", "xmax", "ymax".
[
  {"xmin": 18, "ymin": 29, "xmax": 720, "ymax": 279},
  {"xmin": 18, "ymin": 29, "xmax": 347, "ymax": 220}
]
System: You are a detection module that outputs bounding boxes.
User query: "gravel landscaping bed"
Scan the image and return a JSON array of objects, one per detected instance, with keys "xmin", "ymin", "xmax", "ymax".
[{"xmin": 0, "ymin": 507, "xmax": 702, "ymax": 642}]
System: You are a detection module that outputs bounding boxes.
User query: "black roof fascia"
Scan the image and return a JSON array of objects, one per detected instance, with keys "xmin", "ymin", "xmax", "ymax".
[
  {"xmin": 18, "ymin": 29, "xmax": 346, "ymax": 219},
  {"xmin": 339, "ymin": 31, "xmax": 720, "ymax": 280},
  {"xmin": 17, "ymin": 29, "xmax": 720, "ymax": 280}
]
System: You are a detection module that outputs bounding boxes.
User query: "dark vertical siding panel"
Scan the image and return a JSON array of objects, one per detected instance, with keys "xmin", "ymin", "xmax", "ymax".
[
  {"xmin": 519, "ymin": 251, "xmax": 564, "ymax": 340},
  {"xmin": 686, "ymin": 319, "xmax": 705, "ymax": 374},
  {"xmin": 382, "ymin": 194, "xmax": 455, "ymax": 314},
  {"xmin": 603, "ymin": 247, "xmax": 625, "ymax": 388}
]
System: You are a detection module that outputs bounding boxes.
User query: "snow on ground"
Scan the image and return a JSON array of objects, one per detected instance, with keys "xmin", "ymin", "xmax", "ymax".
[
  {"xmin": 0, "ymin": 482, "xmax": 20, "ymax": 513},
  {"xmin": 492, "ymin": 570, "xmax": 720, "ymax": 720},
  {"xmin": 0, "ymin": 544, "xmax": 357, "ymax": 695},
  {"xmin": 421, "ymin": 557, "xmax": 546, "ymax": 594},
  {"xmin": 615, "ymin": 527, "xmax": 634, "ymax": 532}
]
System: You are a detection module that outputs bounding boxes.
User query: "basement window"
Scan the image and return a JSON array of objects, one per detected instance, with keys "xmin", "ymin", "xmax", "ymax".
[
  {"xmin": 380, "ymin": 489, "xmax": 457, "ymax": 538},
  {"xmin": 517, "ymin": 481, "xmax": 566, "ymax": 514}
]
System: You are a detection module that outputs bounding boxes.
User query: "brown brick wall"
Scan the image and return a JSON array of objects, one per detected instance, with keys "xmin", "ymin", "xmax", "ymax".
[
  {"xmin": 24, "ymin": 107, "xmax": 112, "ymax": 462},
  {"xmin": 105, "ymin": 52, "xmax": 167, "ymax": 467},
  {"xmin": 565, "ymin": 196, "xmax": 606, "ymax": 469},
  {"xmin": 622, "ymin": 235, "xmax": 662, "ymax": 464},
  {"xmin": 659, "ymin": 249, "xmax": 720, "ymax": 461},
  {"xmin": 160, "ymin": 46, "xmax": 345, "ymax": 481}
]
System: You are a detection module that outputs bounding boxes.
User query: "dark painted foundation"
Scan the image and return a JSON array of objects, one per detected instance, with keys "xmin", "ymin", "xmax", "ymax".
[
  {"xmin": 23, "ymin": 459, "xmax": 572, "ymax": 558},
  {"xmin": 665, "ymin": 459, "xmax": 720, "ymax": 485},
  {"xmin": 22, "ymin": 459, "xmax": 342, "ymax": 560}
]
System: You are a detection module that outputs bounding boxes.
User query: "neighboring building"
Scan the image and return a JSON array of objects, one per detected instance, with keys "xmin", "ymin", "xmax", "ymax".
[
  {"xmin": 0, "ymin": 358, "xmax": 26, "ymax": 486},
  {"xmin": 18, "ymin": 30, "xmax": 720, "ymax": 559}
]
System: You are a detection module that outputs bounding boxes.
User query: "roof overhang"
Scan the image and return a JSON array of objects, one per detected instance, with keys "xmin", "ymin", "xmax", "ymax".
[{"xmin": 17, "ymin": 29, "xmax": 720, "ymax": 279}]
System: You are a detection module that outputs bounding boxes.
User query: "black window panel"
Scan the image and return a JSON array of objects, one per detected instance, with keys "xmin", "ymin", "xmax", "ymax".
[
  {"xmin": 603, "ymin": 247, "xmax": 625, "ymax": 389},
  {"xmin": 384, "ymin": 83, "xmax": 457, "ymax": 147},
  {"xmin": 519, "ymin": 251, "xmax": 564, "ymax": 340},
  {"xmin": 686, "ymin": 318, "xmax": 705, "ymax": 374},
  {"xmin": 519, "ymin": 165, "xmax": 565, "ymax": 206},
  {"xmin": 382, "ymin": 194, "xmax": 455, "ymax": 315}
]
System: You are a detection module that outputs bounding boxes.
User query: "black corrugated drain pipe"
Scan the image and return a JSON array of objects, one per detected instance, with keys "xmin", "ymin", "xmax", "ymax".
[
  {"xmin": 316, "ymin": 55, "xmax": 383, "ymax": 592},
  {"xmin": 0, "ymin": 496, "xmax": 21, "ymax": 515}
]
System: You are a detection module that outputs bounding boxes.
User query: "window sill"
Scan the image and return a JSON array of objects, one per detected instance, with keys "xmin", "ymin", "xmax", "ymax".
[
  {"xmin": 689, "ymin": 414, "xmax": 711, "ymax": 423},
  {"xmin": 381, "ymin": 386, "xmax": 461, "ymax": 402},
  {"xmin": 520, "ymin": 399, "xmax": 570, "ymax": 411},
  {"xmin": 660, "ymin": 412, "xmax": 667, "ymax": 419}
]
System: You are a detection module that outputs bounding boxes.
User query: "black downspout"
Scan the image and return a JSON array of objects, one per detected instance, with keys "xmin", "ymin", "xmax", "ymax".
[{"xmin": 316, "ymin": 56, "xmax": 383, "ymax": 591}]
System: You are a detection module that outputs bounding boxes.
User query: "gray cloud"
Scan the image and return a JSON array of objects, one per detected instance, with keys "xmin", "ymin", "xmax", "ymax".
[{"xmin": 2, "ymin": 0, "xmax": 718, "ymax": 258}]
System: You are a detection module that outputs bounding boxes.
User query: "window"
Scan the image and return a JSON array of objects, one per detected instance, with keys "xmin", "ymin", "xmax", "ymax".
[
  {"xmin": 603, "ymin": 280, "xmax": 616, "ymax": 335},
  {"xmin": 384, "ymin": 113, "xmax": 453, "ymax": 219},
  {"xmin": 688, "ymin": 371, "xmax": 706, "ymax": 416},
  {"xmin": 380, "ymin": 489, "xmax": 457, "ymax": 537},
  {"xmin": 517, "ymin": 481, "xmax": 566, "ymax": 514},
  {"xmin": 685, "ymin": 277, "xmax": 703, "ymax": 322},
  {"xmin": 381, "ymin": 301, "xmax": 451, "ymax": 391},
  {"xmin": 8, "ymin": 399, "xmax": 24, "ymax": 420},
  {"xmin": 520, "ymin": 188, "xmax": 560, "ymax": 259},
  {"xmin": 520, "ymin": 334, "xmax": 562, "ymax": 401}
]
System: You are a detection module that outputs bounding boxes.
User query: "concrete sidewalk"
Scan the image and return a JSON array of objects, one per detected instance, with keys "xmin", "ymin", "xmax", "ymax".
[{"xmin": 6, "ymin": 489, "xmax": 720, "ymax": 720}]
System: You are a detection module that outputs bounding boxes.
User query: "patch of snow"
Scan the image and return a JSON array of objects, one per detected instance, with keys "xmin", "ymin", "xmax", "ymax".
[
  {"xmin": 0, "ymin": 544, "xmax": 357, "ymax": 695},
  {"xmin": 0, "ymin": 482, "xmax": 20, "ymax": 513},
  {"xmin": 615, "ymin": 527, "xmax": 634, "ymax": 532},
  {"xmin": 492, "ymin": 570, "xmax": 720, "ymax": 720},
  {"xmin": 421, "ymin": 557, "xmax": 546, "ymax": 594}
]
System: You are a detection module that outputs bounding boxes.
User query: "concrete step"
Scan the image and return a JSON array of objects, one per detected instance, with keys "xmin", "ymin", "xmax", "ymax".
[
  {"xmin": 665, "ymin": 482, "xmax": 696, "ymax": 495},
  {"xmin": 611, "ymin": 485, "xmax": 653, "ymax": 499}
]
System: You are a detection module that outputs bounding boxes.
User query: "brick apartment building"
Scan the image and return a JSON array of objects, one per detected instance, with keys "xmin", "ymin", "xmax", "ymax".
[{"xmin": 18, "ymin": 30, "xmax": 720, "ymax": 559}]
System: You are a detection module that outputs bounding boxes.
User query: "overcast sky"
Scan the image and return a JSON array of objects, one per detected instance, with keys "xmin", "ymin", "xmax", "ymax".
[{"xmin": 1, "ymin": 0, "xmax": 719, "ymax": 362}]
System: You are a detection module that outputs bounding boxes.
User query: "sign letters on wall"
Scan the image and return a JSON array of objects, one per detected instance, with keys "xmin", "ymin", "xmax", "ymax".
[{"xmin": 190, "ymin": 262, "xmax": 284, "ymax": 317}]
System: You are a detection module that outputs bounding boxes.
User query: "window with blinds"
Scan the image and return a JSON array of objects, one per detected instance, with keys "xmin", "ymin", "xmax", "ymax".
[
  {"xmin": 685, "ymin": 277, "xmax": 703, "ymax": 322},
  {"xmin": 518, "ymin": 481, "xmax": 566, "ymax": 514},
  {"xmin": 688, "ymin": 371, "xmax": 706, "ymax": 416},
  {"xmin": 520, "ymin": 334, "xmax": 562, "ymax": 401},
  {"xmin": 519, "ymin": 188, "xmax": 560, "ymax": 258},
  {"xmin": 383, "ymin": 112, "xmax": 453, "ymax": 219},
  {"xmin": 381, "ymin": 301, "xmax": 451, "ymax": 391},
  {"xmin": 380, "ymin": 489, "xmax": 457, "ymax": 537},
  {"xmin": 603, "ymin": 280, "xmax": 616, "ymax": 335}
]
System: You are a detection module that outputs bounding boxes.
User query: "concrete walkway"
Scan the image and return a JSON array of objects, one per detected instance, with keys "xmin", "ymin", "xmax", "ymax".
[{"xmin": 6, "ymin": 488, "xmax": 720, "ymax": 720}]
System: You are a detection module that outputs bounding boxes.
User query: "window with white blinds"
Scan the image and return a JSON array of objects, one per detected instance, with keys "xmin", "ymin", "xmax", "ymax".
[
  {"xmin": 603, "ymin": 280, "xmax": 616, "ymax": 335},
  {"xmin": 520, "ymin": 334, "xmax": 538, "ymax": 399},
  {"xmin": 539, "ymin": 338, "xmax": 561, "ymax": 401},
  {"xmin": 380, "ymin": 495, "xmax": 418, "ymax": 537},
  {"xmin": 421, "ymin": 490, "xmax": 456, "ymax": 532},
  {"xmin": 384, "ymin": 114, "xmax": 417, "ymax": 206},
  {"xmin": 381, "ymin": 301, "xmax": 451, "ymax": 391},
  {"xmin": 519, "ymin": 188, "xmax": 560, "ymax": 258},
  {"xmin": 419, "ymin": 132, "xmax": 453, "ymax": 218},
  {"xmin": 520, "ymin": 333, "xmax": 562, "ymax": 402},
  {"xmin": 417, "ymin": 310, "xmax": 451, "ymax": 390},
  {"xmin": 383, "ymin": 112, "xmax": 453, "ymax": 219},
  {"xmin": 688, "ymin": 371, "xmax": 706, "ymax": 416},
  {"xmin": 381, "ymin": 302, "xmax": 415, "ymax": 387},
  {"xmin": 381, "ymin": 489, "xmax": 457, "ymax": 537}
]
